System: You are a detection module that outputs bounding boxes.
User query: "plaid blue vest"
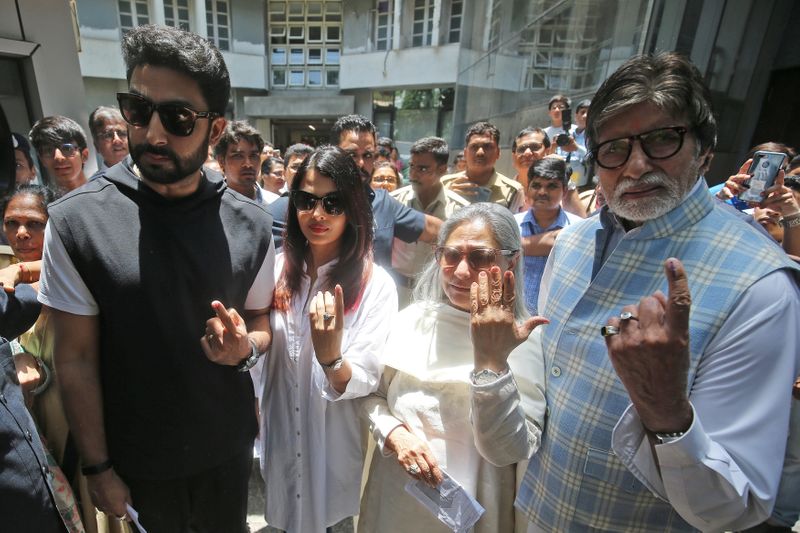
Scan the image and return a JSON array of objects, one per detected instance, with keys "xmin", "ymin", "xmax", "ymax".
[{"xmin": 516, "ymin": 183, "xmax": 799, "ymax": 532}]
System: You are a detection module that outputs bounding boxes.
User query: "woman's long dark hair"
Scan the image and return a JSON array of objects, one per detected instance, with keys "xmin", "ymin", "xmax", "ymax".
[{"xmin": 273, "ymin": 145, "xmax": 374, "ymax": 312}]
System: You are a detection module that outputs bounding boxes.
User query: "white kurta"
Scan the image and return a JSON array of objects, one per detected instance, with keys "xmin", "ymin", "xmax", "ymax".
[
  {"xmin": 358, "ymin": 302, "xmax": 546, "ymax": 533},
  {"xmin": 252, "ymin": 254, "xmax": 397, "ymax": 533}
]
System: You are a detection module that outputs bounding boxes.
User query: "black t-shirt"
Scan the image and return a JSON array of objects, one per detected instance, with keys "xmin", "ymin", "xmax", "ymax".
[{"xmin": 47, "ymin": 160, "xmax": 273, "ymax": 479}]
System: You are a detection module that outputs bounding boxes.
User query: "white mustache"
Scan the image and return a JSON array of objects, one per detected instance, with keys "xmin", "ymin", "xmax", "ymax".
[{"xmin": 614, "ymin": 172, "xmax": 669, "ymax": 195}]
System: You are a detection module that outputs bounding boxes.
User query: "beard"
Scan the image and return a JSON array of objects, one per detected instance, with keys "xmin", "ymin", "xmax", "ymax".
[
  {"xmin": 130, "ymin": 137, "xmax": 208, "ymax": 185},
  {"xmin": 606, "ymin": 163, "xmax": 700, "ymax": 223}
]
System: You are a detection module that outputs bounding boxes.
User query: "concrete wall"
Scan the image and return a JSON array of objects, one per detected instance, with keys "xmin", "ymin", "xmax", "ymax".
[
  {"xmin": 0, "ymin": 0, "xmax": 96, "ymax": 172},
  {"xmin": 342, "ymin": 0, "xmax": 372, "ymax": 54},
  {"xmin": 340, "ymin": 43, "xmax": 460, "ymax": 89}
]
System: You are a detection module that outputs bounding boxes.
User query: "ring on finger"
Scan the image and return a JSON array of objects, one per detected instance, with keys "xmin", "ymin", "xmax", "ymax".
[
  {"xmin": 206, "ymin": 333, "xmax": 215, "ymax": 343},
  {"xmin": 116, "ymin": 514, "xmax": 128, "ymax": 521},
  {"xmin": 323, "ymin": 313, "xmax": 334, "ymax": 322},
  {"xmin": 406, "ymin": 464, "xmax": 421, "ymax": 475},
  {"xmin": 619, "ymin": 311, "xmax": 639, "ymax": 322},
  {"xmin": 600, "ymin": 325, "xmax": 620, "ymax": 337}
]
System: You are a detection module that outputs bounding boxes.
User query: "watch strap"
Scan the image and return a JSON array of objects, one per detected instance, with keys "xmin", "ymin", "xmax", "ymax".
[
  {"xmin": 320, "ymin": 357, "xmax": 344, "ymax": 371},
  {"xmin": 236, "ymin": 338, "xmax": 261, "ymax": 372}
]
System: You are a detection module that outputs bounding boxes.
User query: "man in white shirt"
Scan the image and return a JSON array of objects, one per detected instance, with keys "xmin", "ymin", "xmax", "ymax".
[{"xmin": 480, "ymin": 52, "xmax": 800, "ymax": 532}]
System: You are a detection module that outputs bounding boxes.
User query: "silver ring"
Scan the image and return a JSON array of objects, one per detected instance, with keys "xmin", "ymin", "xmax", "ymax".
[
  {"xmin": 406, "ymin": 464, "xmax": 421, "ymax": 475},
  {"xmin": 600, "ymin": 325, "xmax": 620, "ymax": 337},
  {"xmin": 323, "ymin": 313, "xmax": 334, "ymax": 322},
  {"xmin": 116, "ymin": 514, "xmax": 128, "ymax": 521},
  {"xmin": 619, "ymin": 311, "xmax": 639, "ymax": 322},
  {"xmin": 206, "ymin": 333, "xmax": 215, "ymax": 343}
]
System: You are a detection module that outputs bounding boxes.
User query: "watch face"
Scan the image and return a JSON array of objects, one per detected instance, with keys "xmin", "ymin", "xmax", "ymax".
[{"xmin": 472, "ymin": 369, "xmax": 500, "ymax": 386}]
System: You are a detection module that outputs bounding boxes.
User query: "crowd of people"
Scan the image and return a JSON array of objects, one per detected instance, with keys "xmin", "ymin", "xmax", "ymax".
[{"xmin": 1, "ymin": 23, "xmax": 799, "ymax": 533}]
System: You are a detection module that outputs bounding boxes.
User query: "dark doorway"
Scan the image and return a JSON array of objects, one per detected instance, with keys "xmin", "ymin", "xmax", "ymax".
[{"xmin": 750, "ymin": 67, "xmax": 800, "ymax": 153}]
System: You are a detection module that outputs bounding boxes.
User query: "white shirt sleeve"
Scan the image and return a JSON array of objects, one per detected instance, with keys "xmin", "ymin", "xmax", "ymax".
[
  {"xmin": 317, "ymin": 266, "xmax": 398, "ymax": 401},
  {"xmin": 361, "ymin": 367, "xmax": 406, "ymax": 456},
  {"xmin": 37, "ymin": 221, "xmax": 99, "ymax": 315},
  {"xmin": 470, "ymin": 327, "xmax": 546, "ymax": 467},
  {"xmin": 244, "ymin": 237, "xmax": 276, "ymax": 310},
  {"xmin": 612, "ymin": 269, "xmax": 800, "ymax": 532}
]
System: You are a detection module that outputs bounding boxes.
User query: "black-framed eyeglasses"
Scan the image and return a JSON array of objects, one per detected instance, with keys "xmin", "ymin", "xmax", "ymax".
[
  {"xmin": 290, "ymin": 190, "xmax": 345, "ymax": 216},
  {"xmin": 39, "ymin": 143, "xmax": 80, "ymax": 159},
  {"xmin": 116, "ymin": 92, "xmax": 219, "ymax": 137},
  {"xmin": 592, "ymin": 126, "xmax": 688, "ymax": 169},
  {"xmin": 434, "ymin": 246, "xmax": 518, "ymax": 270}
]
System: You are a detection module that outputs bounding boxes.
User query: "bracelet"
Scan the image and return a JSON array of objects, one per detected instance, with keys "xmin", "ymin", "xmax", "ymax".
[
  {"xmin": 81, "ymin": 458, "xmax": 113, "ymax": 476},
  {"xmin": 782, "ymin": 214, "xmax": 800, "ymax": 228},
  {"xmin": 29, "ymin": 356, "xmax": 52, "ymax": 396}
]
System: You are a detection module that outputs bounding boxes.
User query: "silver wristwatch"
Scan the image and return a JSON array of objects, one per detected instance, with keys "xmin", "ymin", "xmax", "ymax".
[
  {"xmin": 236, "ymin": 339, "xmax": 261, "ymax": 372},
  {"xmin": 321, "ymin": 357, "xmax": 344, "ymax": 372},
  {"xmin": 470, "ymin": 367, "xmax": 509, "ymax": 386}
]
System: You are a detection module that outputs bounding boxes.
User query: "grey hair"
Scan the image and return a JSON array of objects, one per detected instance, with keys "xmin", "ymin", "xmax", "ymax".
[
  {"xmin": 412, "ymin": 202, "xmax": 529, "ymax": 320},
  {"xmin": 586, "ymin": 52, "xmax": 717, "ymax": 155}
]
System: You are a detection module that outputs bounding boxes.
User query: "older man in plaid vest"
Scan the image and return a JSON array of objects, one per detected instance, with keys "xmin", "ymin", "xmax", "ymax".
[{"xmin": 471, "ymin": 53, "xmax": 800, "ymax": 532}]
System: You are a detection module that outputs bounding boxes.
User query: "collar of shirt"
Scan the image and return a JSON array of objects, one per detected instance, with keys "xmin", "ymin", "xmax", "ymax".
[
  {"xmin": 409, "ymin": 186, "xmax": 447, "ymax": 218},
  {"xmin": 522, "ymin": 206, "xmax": 570, "ymax": 233}
]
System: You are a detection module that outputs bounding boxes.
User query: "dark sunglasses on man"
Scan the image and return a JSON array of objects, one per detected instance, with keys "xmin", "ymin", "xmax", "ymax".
[{"xmin": 116, "ymin": 92, "xmax": 219, "ymax": 137}]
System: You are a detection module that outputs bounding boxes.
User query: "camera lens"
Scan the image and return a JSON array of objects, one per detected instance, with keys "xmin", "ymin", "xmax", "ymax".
[{"xmin": 556, "ymin": 133, "xmax": 570, "ymax": 147}]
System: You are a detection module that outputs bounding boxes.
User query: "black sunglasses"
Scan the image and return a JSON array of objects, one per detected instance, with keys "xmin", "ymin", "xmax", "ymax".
[
  {"xmin": 291, "ymin": 190, "xmax": 345, "ymax": 216},
  {"xmin": 116, "ymin": 92, "xmax": 219, "ymax": 137},
  {"xmin": 592, "ymin": 126, "xmax": 688, "ymax": 169},
  {"xmin": 434, "ymin": 246, "xmax": 518, "ymax": 270}
]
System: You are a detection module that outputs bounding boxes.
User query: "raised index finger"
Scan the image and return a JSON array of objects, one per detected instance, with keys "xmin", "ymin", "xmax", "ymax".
[
  {"xmin": 212, "ymin": 300, "xmax": 238, "ymax": 332},
  {"xmin": 664, "ymin": 258, "xmax": 691, "ymax": 334},
  {"xmin": 334, "ymin": 284, "xmax": 345, "ymax": 330}
]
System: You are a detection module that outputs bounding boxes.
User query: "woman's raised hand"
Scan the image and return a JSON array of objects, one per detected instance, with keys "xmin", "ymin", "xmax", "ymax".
[
  {"xmin": 309, "ymin": 284, "xmax": 345, "ymax": 366},
  {"xmin": 470, "ymin": 266, "xmax": 549, "ymax": 371}
]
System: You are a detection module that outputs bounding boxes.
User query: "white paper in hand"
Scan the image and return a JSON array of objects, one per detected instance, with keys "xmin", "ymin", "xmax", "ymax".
[
  {"xmin": 404, "ymin": 469, "xmax": 485, "ymax": 532},
  {"xmin": 126, "ymin": 503, "xmax": 148, "ymax": 533}
]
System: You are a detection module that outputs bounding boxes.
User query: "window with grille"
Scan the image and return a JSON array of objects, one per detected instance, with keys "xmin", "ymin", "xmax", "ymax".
[
  {"xmin": 118, "ymin": 0, "xmax": 150, "ymax": 34},
  {"xmin": 268, "ymin": 1, "xmax": 342, "ymax": 89},
  {"xmin": 448, "ymin": 0, "xmax": 463, "ymax": 44},
  {"xmin": 375, "ymin": 0, "xmax": 393, "ymax": 51},
  {"xmin": 206, "ymin": 0, "xmax": 231, "ymax": 51},
  {"xmin": 412, "ymin": 0, "xmax": 434, "ymax": 47},
  {"xmin": 487, "ymin": 0, "xmax": 502, "ymax": 50},
  {"xmin": 164, "ymin": 0, "xmax": 191, "ymax": 31}
]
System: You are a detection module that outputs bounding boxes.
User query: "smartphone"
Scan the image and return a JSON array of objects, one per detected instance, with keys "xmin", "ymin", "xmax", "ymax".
[{"xmin": 739, "ymin": 151, "xmax": 787, "ymax": 203}]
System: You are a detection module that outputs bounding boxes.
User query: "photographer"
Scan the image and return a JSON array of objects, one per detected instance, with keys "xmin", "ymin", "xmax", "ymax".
[{"xmin": 543, "ymin": 95, "xmax": 589, "ymax": 217}]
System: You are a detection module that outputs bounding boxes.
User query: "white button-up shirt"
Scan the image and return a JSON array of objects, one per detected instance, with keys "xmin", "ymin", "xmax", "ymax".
[{"xmin": 252, "ymin": 254, "xmax": 397, "ymax": 533}]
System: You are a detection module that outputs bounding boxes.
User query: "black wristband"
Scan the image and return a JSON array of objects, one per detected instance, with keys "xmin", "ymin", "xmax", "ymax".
[{"xmin": 81, "ymin": 459, "xmax": 113, "ymax": 476}]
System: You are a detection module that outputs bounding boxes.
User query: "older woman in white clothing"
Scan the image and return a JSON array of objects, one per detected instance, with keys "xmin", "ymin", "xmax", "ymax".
[{"xmin": 358, "ymin": 202, "xmax": 549, "ymax": 532}]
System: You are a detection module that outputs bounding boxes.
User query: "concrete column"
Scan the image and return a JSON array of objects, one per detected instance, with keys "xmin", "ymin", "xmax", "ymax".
[
  {"xmin": 392, "ymin": 0, "xmax": 402, "ymax": 49},
  {"xmin": 151, "ymin": 0, "xmax": 166, "ymax": 26},
  {"xmin": 431, "ymin": 0, "xmax": 441, "ymax": 46},
  {"xmin": 193, "ymin": 0, "xmax": 208, "ymax": 37}
]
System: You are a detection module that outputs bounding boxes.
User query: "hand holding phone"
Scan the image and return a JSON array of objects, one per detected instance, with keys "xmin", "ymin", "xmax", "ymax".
[{"xmin": 739, "ymin": 151, "xmax": 787, "ymax": 203}]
